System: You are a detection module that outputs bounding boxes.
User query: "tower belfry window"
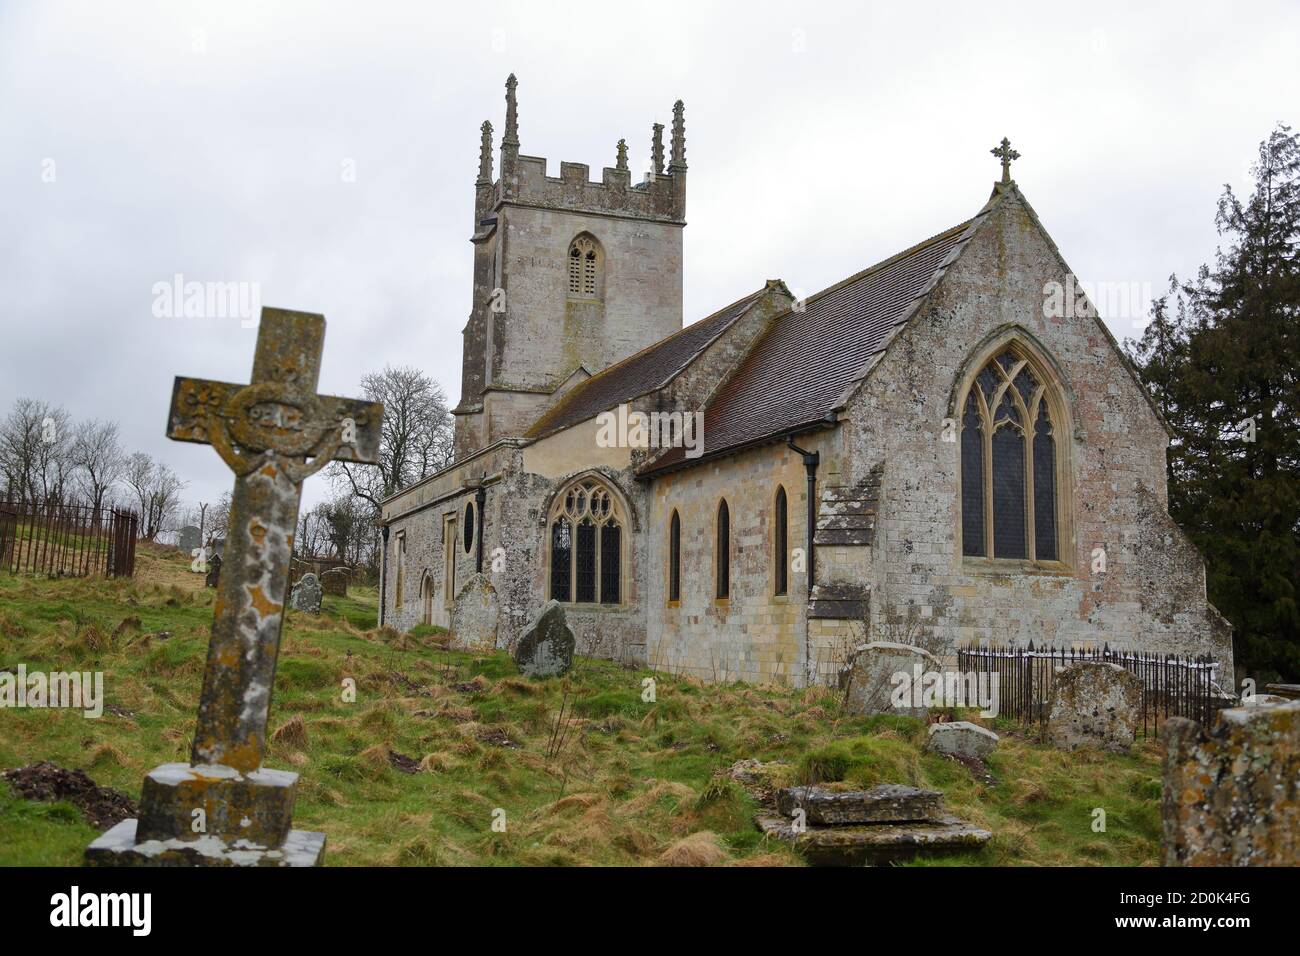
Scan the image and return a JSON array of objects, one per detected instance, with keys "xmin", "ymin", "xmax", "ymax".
[{"xmin": 567, "ymin": 235, "xmax": 601, "ymax": 299}]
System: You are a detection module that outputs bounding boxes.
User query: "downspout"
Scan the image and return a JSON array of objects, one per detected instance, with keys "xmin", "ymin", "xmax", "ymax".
[
  {"xmin": 786, "ymin": 439, "xmax": 820, "ymax": 598},
  {"xmin": 474, "ymin": 483, "xmax": 487, "ymax": 574},
  {"xmin": 379, "ymin": 524, "xmax": 390, "ymax": 627}
]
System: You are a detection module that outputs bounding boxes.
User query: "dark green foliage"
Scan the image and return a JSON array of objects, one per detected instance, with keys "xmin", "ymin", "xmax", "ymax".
[{"xmin": 1126, "ymin": 125, "xmax": 1300, "ymax": 682}]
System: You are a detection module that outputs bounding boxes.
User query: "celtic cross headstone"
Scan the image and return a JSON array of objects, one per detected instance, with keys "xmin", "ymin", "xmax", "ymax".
[{"xmin": 86, "ymin": 307, "xmax": 382, "ymax": 866}]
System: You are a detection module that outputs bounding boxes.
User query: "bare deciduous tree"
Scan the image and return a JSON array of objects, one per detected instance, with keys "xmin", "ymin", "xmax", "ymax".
[
  {"xmin": 328, "ymin": 365, "xmax": 454, "ymax": 513},
  {"xmin": 123, "ymin": 451, "xmax": 187, "ymax": 540},
  {"xmin": 0, "ymin": 398, "xmax": 73, "ymax": 504},
  {"xmin": 72, "ymin": 419, "xmax": 126, "ymax": 515}
]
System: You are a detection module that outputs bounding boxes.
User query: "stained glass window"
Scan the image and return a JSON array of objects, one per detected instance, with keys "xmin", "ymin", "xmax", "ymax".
[
  {"xmin": 961, "ymin": 392, "xmax": 985, "ymax": 556},
  {"xmin": 1033, "ymin": 403, "xmax": 1057, "ymax": 561},
  {"xmin": 774, "ymin": 487, "xmax": 788, "ymax": 596},
  {"xmin": 549, "ymin": 478, "xmax": 622, "ymax": 604},
  {"xmin": 959, "ymin": 345, "xmax": 1061, "ymax": 563},
  {"xmin": 550, "ymin": 517, "xmax": 571, "ymax": 601},
  {"xmin": 716, "ymin": 500, "xmax": 730, "ymax": 599},
  {"xmin": 600, "ymin": 523, "xmax": 620, "ymax": 604},
  {"xmin": 576, "ymin": 519, "xmax": 596, "ymax": 603},
  {"xmin": 669, "ymin": 510, "xmax": 681, "ymax": 602}
]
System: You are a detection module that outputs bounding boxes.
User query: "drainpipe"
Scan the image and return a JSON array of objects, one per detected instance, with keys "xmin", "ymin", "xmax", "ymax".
[
  {"xmin": 474, "ymin": 483, "xmax": 487, "ymax": 574},
  {"xmin": 379, "ymin": 524, "xmax": 390, "ymax": 627},
  {"xmin": 786, "ymin": 439, "xmax": 820, "ymax": 598}
]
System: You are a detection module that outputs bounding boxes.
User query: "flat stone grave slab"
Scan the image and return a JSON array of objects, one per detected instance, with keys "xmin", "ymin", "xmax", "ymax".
[
  {"xmin": 757, "ymin": 812, "xmax": 991, "ymax": 867},
  {"xmin": 776, "ymin": 784, "xmax": 943, "ymax": 825}
]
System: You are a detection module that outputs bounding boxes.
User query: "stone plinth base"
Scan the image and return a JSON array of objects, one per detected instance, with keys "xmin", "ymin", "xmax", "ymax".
[
  {"xmin": 85, "ymin": 761, "xmax": 324, "ymax": 867},
  {"xmin": 137, "ymin": 762, "xmax": 299, "ymax": 846},
  {"xmin": 85, "ymin": 819, "xmax": 325, "ymax": 867}
]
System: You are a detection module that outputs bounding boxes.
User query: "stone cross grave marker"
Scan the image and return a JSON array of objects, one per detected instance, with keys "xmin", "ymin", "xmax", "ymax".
[{"xmin": 86, "ymin": 307, "xmax": 382, "ymax": 866}]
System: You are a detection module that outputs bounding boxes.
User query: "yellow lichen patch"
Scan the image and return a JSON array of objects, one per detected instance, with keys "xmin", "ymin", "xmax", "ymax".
[{"xmin": 246, "ymin": 585, "xmax": 281, "ymax": 619}]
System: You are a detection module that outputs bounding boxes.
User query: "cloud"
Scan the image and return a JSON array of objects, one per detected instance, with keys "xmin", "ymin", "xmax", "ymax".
[{"xmin": 1, "ymin": 0, "xmax": 1296, "ymax": 510}]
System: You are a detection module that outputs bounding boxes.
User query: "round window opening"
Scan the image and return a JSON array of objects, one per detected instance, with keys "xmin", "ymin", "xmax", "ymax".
[{"xmin": 463, "ymin": 502, "xmax": 475, "ymax": 554}]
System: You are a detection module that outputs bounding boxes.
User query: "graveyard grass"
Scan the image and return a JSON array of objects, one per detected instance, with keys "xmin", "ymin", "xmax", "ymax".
[{"xmin": 0, "ymin": 543, "xmax": 1165, "ymax": 867}]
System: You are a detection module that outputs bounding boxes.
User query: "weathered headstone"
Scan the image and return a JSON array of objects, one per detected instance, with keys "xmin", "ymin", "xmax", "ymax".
[
  {"xmin": 86, "ymin": 307, "xmax": 381, "ymax": 867},
  {"xmin": 449, "ymin": 573, "xmax": 499, "ymax": 651},
  {"xmin": 1163, "ymin": 700, "xmax": 1300, "ymax": 866},
  {"xmin": 1045, "ymin": 660, "xmax": 1143, "ymax": 753},
  {"xmin": 514, "ymin": 599, "xmax": 575, "ymax": 678},
  {"xmin": 204, "ymin": 552, "xmax": 222, "ymax": 589},
  {"xmin": 178, "ymin": 525, "xmax": 202, "ymax": 553},
  {"xmin": 926, "ymin": 721, "xmax": 999, "ymax": 760},
  {"xmin": 319, "ymin": 566, "xmax": 349, "ymax": 597},
  {"xmin": 839, "ymin": 641, "xmax": 942, "ymax": 718},
  {"xmin": 289, "ymin": 572, "xmax": 322, "ymax": 614}
]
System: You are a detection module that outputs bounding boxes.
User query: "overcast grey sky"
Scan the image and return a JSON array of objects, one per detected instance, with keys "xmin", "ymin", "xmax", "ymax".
[{"xmin": 2, "ymin": 0, "xmax": 1297, "ymax": 513}]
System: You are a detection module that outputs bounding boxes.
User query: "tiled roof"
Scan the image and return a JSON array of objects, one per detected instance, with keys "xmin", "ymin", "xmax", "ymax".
[
  {"xmin": 642, "ymin": 219, "xmax": 975, "ymax": 474},
  {"xmin": 524, "ymin": 289, "xmax": 765, "ymax": 440}
]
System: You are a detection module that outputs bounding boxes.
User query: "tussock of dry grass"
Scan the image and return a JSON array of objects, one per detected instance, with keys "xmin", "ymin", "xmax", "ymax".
[
  {"xmin": 0, "ymin": 543, "xmax": 1165, "ymax": 868},
  {"xmin": 657, "ymin": 831, "xmax": 730, "ymax": 867}
]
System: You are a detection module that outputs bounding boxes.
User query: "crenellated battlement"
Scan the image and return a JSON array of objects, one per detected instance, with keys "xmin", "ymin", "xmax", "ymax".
[{"xmin": 474, "ymin": 76, "xmax": 686, "ymax": 227}]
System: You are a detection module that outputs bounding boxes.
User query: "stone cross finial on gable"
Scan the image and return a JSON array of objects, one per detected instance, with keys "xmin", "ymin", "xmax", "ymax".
[{"xmin": 991, "ymin": 136, "xmax": 1020, "ymax": 184}]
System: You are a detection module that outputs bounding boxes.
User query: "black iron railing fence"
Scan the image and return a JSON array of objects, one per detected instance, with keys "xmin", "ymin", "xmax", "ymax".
[
  {"xmin": 956, "ymin": 642, "xmax": 1227, "ymax": 737},
  {"xmin": 0, "ymin": 497, "xmax": 138, "ymax": 578}
]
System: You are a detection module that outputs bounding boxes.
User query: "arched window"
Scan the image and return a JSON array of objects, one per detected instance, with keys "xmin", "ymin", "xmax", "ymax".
[
  {"xmin": 567, "ymin": 234, "xmax": 602, "ymax": 299},
  {"xmin": 959, "ymin": 344, "xmax": 1063, "ymax": 563},
  {"xmin": 549, "ymin": 477, "xmax": 623, "ymax": 604},
  {"xmin": 463, "ymin": 501, "xmax": 475, "ymax": 554},
  {"xmin": 716, "ymin": 499, "xmax": 730, "ymax": 599},
  {"xmin": 774, "ymin": 486, "xmax": 788, "ymax": 596},
  {"xmin": 667, "ymin": 510, "xmax": 681, "ymax": 603}
]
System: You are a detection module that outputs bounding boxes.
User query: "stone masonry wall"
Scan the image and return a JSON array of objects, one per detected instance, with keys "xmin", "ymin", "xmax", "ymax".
[
  {"xmin": 839, "ymin": 191, "xmax": 1234, "ymax": 683},
  {"xmin": 645, "ymin": 435, "xmax": 835, "ymax": 684},
  {"xmin": 383, "ymin": 445, "xmax": 651, "ymax": 664}
]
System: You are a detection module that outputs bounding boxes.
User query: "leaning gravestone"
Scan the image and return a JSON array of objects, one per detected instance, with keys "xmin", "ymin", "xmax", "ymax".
[
  {"xmin": 449, "ymin": 573, "xmax": 499, "ymax": 651},
  {"xmin": 514, "ymin": 599, "xmax": 575, "ymax": 678},
  {"xmin": 1045, "ymin": 660, "xmax": 1143, "ymax": 753},
  {"xmin": 289, "ymin": 572, "xmax": 322, "ymax": 614},
  {"xmin": 1163, "ymin": 699, "xmax": 1300, "ymax": 865},
  {"xmin": 319, "ymin": 566, "xmax": 349, "ymax": 597},
  {"xmin": 840, "ymin": 641, "xmax": 942, "ymax": 718},
  {"xmin": 85, "ymin": 307, "xmax": 382, "ymax": 867},
  {"xmin": 204, "ymin": 552, "xmax": 222, "ymax": 589}
]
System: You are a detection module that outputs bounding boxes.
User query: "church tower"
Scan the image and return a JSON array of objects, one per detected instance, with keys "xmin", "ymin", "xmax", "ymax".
[{"xmin": 452, "ymin": 75, "xmax": 688, "ymax": 459}]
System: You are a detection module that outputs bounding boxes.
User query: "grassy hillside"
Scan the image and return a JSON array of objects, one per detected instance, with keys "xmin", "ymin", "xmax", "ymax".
[{"xmin": 0, "ymin": 543, "xmax": 1164, "ymax": 866}]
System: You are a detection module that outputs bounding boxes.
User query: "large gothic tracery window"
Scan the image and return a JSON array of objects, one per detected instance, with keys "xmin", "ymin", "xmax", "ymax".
[
  {"xmin": 549, "ymin": 478, "xmax": 623, "ymax": 605},
  {"xmin": 960, "ymin": 345, "xmax": 1063, "ymax": 563}
]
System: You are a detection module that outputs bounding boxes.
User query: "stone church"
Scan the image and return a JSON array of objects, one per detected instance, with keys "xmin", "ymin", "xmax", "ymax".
[{"xmin": 378, "ymin": 76, "xmax": 1233, "ymax": 687}]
